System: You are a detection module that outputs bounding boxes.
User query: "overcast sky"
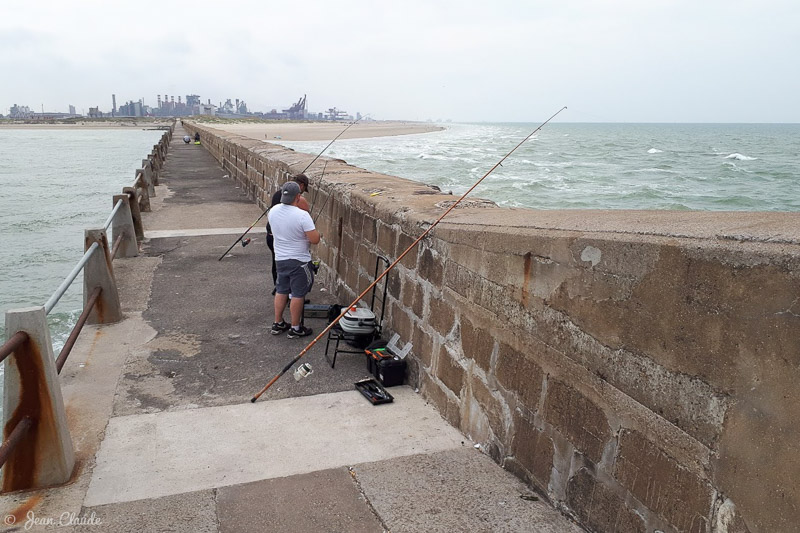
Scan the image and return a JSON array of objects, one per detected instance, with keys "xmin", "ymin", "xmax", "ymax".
[{"xmin": 1, "ymin": 0, "xmax": 797, "ymax": 123}]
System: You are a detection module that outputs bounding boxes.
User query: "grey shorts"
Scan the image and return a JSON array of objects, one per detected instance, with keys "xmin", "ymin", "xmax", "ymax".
[{"xmin": 275, "ymin": 259, "xmax": 314, "ymax": 297}]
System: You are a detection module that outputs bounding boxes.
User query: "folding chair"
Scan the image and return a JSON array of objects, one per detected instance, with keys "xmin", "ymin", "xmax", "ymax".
[{"xmin": 324, "ymin": 255, "xmax": 390, "ymax": 368}]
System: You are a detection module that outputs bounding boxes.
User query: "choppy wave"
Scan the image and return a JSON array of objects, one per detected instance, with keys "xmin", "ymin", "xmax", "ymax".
[
  {"xmin": 281, "ymin": 122, "xmax": 800, "ymax": 213},
  {"xmin": 725, "ymin": 153, "xmax": 757, "ymax": 161}
]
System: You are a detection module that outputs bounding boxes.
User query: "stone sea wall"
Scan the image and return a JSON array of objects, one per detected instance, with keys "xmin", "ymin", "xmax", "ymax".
[{"xmin": 183, "ymin": 122, "xmax": 800, "ymax": 533}]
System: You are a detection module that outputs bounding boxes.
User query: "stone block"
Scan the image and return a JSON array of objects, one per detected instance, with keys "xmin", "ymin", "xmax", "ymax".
[
  {"xmin": 420, "ymin": 373, "xmax": 460, "ymax": 429},
  {"xmin": 566, "ymin": 467, "xmax": 646, "ymax": 533},
  {"xmin": 495, "ymin": 341, "xmax": 544, "ymax": 412},
  {"xmin": 510, "ymin": 411, "xmax": 554, "ymax": 490},
  {"xmin": 348, "ymin": 209, "xmax": 364, "ymax": 236},
  {"xmin": 390, "ymin": 302, "xmax": 414, "ymax": 344},
  {"xmin": 542, "ymin": 380, "xmax": 611, "ymax": 464},
  {"xmin": 435, "ymin": 344, "xmax": 465, "ymax": 395},
  {"xmin": 428, "ymin": 293, "xmax": 456, "ymax": 337},
  {"xmin": 397, "ymin": 232, "xmax": 418, "ymax": 269},
  {"xmin": 358, "ymin": 243, "xmax": 375, "ymax": 275},
  {"xmin": 460, "ymin": 315, "xmax": 494, "ymax": 373},
  {"xmin": 614, "ymin": 429, "xmax": 713, "ymax": 533},
  {"xmin": 345, "ymin": 259, "xmax": 360, "ymax": 292},
  {"xmin": 446, "ymin": 261, "xmax": 476, "ymax": 300},
  {"xmin": 362, "ymin": 214, "xmax": 377, "ymax": 244},
  {"xmin": 470, "ymin": 376, "xmax": 506, "ymax": 442},
  {"xmin": 410, "ymin": 281, "xmax": 425, "ymax": 320},
  {"xmin": 377, "ymin": 223, "xmax": 396, "ymax": 258},
  {"xmin": 419, "ymin": 247, "xmax": 444, "ymax": 288},
  {"xmin": 340, "ymin": 232, "xmax": 357, "ymax": 265},
  {"xmin": 387, "ymin": 271, "xmax": 402, "ymax": 300},
  {"xmin": 412, "ymin": 324, "xmax": 435, "ymax": 368}
]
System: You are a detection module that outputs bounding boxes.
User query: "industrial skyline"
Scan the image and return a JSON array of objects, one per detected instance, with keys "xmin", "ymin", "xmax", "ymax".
[{"xmin": 2, "ymin": 92, "xmax": 357, "ymax": 121}]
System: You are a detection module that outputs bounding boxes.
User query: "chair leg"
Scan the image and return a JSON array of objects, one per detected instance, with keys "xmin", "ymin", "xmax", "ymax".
[{"xmin": 325, "ymin": 334, "xmax": 335, "ymax": 368}]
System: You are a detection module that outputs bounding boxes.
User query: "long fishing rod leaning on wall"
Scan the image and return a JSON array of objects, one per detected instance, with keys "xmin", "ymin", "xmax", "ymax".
[{"xmin": 251, "ymin": 106, "xmax": 568, "ymax": 402}]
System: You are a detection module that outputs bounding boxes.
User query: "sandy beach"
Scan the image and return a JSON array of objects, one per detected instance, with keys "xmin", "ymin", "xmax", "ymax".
[{"xmin": 202, "ymin": 121, "xmax": 445, "ymax": 141}]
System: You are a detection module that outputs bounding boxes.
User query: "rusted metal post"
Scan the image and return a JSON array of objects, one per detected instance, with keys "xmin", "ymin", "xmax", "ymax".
[
  {"xmin": 83, "ymin": 229, "xmax": 122, "ymax": 324},
  {"xmin": 2, "ymin": 307, "xmax": 75, "ymax": 491},
  {"xmin": 111, "ymin": 194, "xmax": 139, "ymax": 258}
]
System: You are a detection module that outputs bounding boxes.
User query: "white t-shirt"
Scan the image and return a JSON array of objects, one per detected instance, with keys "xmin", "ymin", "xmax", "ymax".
[{"xmin": 267, "ymin": 204, "xmax": 315, "ymax": 261}]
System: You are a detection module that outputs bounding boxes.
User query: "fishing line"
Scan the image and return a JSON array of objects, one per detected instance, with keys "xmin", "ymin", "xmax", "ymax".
[
  {"xmin": 251, "ymin": 106, "xmax": 567, "ymax": 402},
  {"xmin": 218, "ymin": 116, "xmax": 367, "ymax": 261},
  {"xmin": 308, "ymin": 160, "xmax": 328, "ymax": 221}
]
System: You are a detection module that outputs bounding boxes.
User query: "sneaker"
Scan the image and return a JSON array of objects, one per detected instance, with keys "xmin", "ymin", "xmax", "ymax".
[
  {"xmin": 270, "ymin": 321, "xmax": 290, "ymax": 335},
  {"xmin": 287, "ymin": 325, "xmax": 313, "ymax": 339}
]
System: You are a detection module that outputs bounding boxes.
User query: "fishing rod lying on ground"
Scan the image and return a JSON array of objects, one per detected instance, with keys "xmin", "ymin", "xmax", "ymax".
[
  {"xmin": 251, "ymin": 106, "xmax": 567, "ymax": 402},
  {"xmin": 218, "ymin": 116, "xmax": 366, "ymax": 261}
]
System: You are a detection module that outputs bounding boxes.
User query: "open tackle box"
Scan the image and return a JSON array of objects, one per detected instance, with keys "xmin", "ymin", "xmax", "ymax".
[{"xmin": 364, "ymin": 334, "xmax": 412, "ymax": 387}]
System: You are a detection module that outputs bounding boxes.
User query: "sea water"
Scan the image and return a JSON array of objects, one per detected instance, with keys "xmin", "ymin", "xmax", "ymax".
[
  {"xmin": 0, "ymin": 128, "xmax": 165, "ymax": 405},
  {"xmin": 278, "ymin": 122, "xmax": 800, "ymax": 211}
]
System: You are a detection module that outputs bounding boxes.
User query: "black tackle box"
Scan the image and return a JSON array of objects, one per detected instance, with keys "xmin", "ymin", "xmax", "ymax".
[{"xmin": 365, "ymin": 340, "xmax": 406, "ymax": 387}]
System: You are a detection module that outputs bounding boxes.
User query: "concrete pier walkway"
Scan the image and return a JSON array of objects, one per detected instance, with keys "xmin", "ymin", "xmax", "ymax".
[{"xmin": 0, "ymin": 130, "xmax": 582, "ymax": 532}]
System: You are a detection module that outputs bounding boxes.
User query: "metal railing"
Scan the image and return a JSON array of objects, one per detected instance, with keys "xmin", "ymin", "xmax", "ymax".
[{"xmin": 0, "ymin": 123, "xmax": 175, "ymax": 482}]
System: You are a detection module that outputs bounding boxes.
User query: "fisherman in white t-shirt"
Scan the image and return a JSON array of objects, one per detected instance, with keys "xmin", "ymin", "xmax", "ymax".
[{"xmin": 267, "ymin": 181, "xmax": 321, "ymax": 338}]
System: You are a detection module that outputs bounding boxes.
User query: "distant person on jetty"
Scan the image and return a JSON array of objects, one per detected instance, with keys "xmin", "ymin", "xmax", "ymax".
[
  {"xmin": 267, "ymin": 174, "xmax": 310, "ymax": 293},
  {"xmin": 194, "ymin": 132, "xmax": 200, "ymax": 142},
  {"xmin": 268, "ymin": 180, "xmax": 319, "ymax": 338},
  {"xmin": 183, "ymin": 135, "xmax": 191, "ymax": 144}
]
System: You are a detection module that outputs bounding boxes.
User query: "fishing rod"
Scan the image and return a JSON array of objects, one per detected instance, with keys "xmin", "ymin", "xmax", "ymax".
[
  {"xmin": 308, "ymin": 161, "xmax": 328, "ymax": 221},
  {"xmin": 218, "ymin": 116, "xmax": 366, "ymax": 261},
  {"xmin": 251, "ymin": 106, "xmax": 567, "ymax": 402},
  {"xmin": 301, "ymin": 114, "xmax": 367, "ymax": 174}
]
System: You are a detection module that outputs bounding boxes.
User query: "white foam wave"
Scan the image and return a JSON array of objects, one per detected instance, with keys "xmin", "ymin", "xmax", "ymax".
[
  {"xmin": 636, "ymin": 168, "xmax": 678, "ymax": 174},
  {"xmin": 647, "ymin": 148, "xmax": 663, "ymax": 154},
  {"xmin": 726, "ymin": 153, "xmax": 757, "ymax": 161}
]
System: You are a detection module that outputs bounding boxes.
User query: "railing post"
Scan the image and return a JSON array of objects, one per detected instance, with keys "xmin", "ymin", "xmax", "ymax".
[
  {"xmin": 135, "ymin": 171, "xmax": 151, "ymax": 212},
  {"xmin": 141, "ymin": 160, "xmax": 156, "ymax": 197},
  {"xmin": 84, "ymin": 229, "xmax": 122, "ymax": 324},
  {"xmin": 2, "ymin": 307, "xmax": 75, "ymax": 491},
  {"xmin": 153, "ymin": 144, "xmax": 164, "ymax": 167},
  {"xmin": 150, "ymin": 148, "xmax": 161, "ymax": 175},
  {"xmin": 145, "ymin": 156, "xmax": 159, "ymax": 186},
  {"xmin": 111, "ymin": 194, "xmax": 139, "ymax": 258},
  {"xmin": 122, "ymin": 187, "xmax": 144, "ymax": 241}
]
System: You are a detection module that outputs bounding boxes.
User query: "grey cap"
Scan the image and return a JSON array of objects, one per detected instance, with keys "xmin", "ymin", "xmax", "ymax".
[{"xmin": 280, "ymin": 181, "xmax": 301, "ymax": 204}]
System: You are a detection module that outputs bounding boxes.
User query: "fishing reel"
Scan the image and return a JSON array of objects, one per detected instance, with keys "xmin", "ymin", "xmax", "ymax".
[{"xmin": 241, "ymin": 238, "xmax": 251, "ymax": 248}]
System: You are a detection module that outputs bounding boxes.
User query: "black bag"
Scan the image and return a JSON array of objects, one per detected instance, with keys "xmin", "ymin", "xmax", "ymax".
[{"xmin": 327, "ymin": 304, "xmax": 343, "ymax": 324}]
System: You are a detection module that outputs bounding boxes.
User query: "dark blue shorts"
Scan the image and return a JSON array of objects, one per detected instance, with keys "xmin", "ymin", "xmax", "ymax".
[{"xmin": 275, "ymin": 259, "xmax": 314, "ymax": 297}]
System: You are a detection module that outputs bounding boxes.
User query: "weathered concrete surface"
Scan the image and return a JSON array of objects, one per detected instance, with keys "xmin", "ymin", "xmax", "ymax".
[
  {"xmin": 86, "ymin": 388, "xmax": 464, "ymax": 506},
  {"xmin": 215, "ymin": 469, "xmax": 384, "ymax": 533},
  {"xmin": 354, "ymin": 448, "xmax": 584, "ymax": 533},
  {"xmin": 186, "ymin": 122, "xmax": 800, "ymax": 533},
  {"xmin": 72, "ymin": 490, "xmax": 218, "ymax": 533}
]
